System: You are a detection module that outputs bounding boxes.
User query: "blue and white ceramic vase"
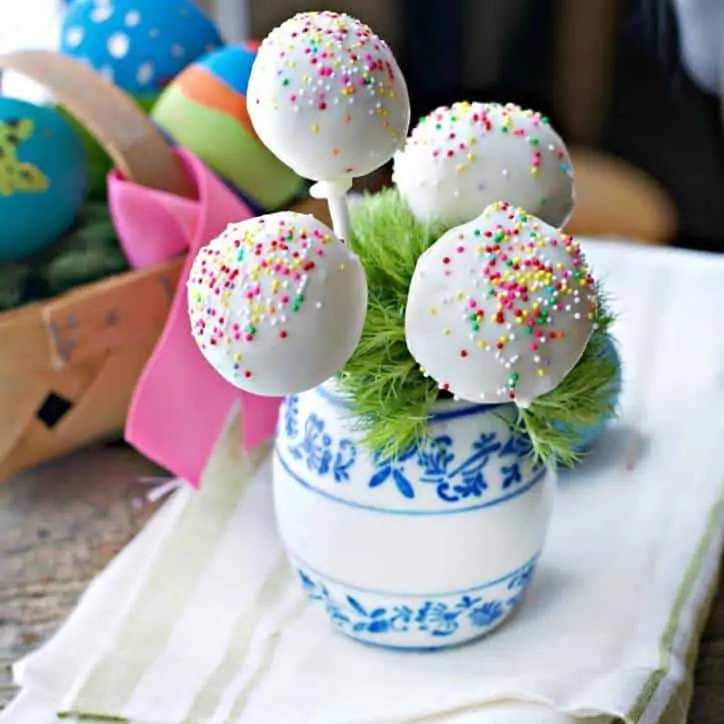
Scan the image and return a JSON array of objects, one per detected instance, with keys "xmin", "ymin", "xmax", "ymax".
[{"xmin": 273, "ymin": 382, "xmax": 555, "ymax": 649}]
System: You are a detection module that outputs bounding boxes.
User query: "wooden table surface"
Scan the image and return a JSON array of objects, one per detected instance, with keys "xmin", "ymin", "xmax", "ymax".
[{"xmin": 0, "ymin": 444, "xmax": 722, "ymax": 721}]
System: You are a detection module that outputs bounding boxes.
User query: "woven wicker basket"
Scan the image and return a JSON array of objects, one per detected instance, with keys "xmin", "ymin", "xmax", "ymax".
[{"xmin": 0, "ymin": 50, "xmax": 328, "ymax": 480}]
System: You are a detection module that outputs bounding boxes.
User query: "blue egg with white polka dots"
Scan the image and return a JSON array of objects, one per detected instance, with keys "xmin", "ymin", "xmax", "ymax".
[{"xmin": 60, "ymin": 0, "xmax": 224, "ymax": 94}]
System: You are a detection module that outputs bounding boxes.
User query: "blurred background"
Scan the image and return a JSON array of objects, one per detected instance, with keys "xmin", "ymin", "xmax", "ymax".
[
  {"xmin": 5, "ymin": 0, "xmax": 723, "ymax": 250},
  {"xmin": 238, "ymin": 0, "xmax": 724, "ymax": 252}
]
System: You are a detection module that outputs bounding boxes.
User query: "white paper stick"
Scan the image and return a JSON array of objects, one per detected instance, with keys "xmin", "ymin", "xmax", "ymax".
[{"xmin": 310, "ymin": 179, "xmax": 353, "ymax": 242}]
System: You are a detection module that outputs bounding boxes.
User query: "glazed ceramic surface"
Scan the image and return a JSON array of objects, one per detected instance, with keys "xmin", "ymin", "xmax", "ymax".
[{"xmin": 273, "ymin": 382, "xmax": 555, "ymax": 649}]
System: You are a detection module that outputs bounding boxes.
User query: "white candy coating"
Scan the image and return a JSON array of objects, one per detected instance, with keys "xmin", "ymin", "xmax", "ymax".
[
  {"xmin": 247, "ymin": 10, "xmax": 410, "ymax": 182},
  {"xmin": 187, "ymin": 212, "xmax": 368, "ymax": 396},
  {"xmin": 393, "ymin": 101, "xmax": 575, "ymax": 228},
  {"xmin": 405, "ymin": 202, "xmax": 597, "ymax": 407}
]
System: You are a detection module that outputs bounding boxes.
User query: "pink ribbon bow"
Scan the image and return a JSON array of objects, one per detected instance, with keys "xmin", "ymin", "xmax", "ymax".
[{"xmin": 109, "ymin": 148, "xmax": 283, "ymax": 486}]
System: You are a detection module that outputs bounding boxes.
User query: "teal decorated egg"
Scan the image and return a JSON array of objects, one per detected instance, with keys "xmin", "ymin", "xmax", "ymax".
[
  {"xmin": 60, "ymin": 0, "xmax": 223, "ymax": 94},
  {"xmin": 151, "ymin": 42, "xmax": 305, "ymax": 212},
  {"xmin": 0, "ymin": 98, "xmax": 88, "ymax": 261}
]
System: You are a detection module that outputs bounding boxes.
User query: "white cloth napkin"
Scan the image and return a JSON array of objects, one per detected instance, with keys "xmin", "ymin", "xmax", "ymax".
[{"xmin": 3, "ymin": 239, "xmax": 724, "ymax": 724}]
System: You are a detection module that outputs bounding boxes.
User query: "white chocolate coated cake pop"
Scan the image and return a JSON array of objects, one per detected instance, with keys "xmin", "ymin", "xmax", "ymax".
[
  {"xmin": 405, "ymin": 202, "xmax": 597, "ymax": 407},
  {"xmin": 393, "ymin": 102, "xmax": 575, "ymax": 228},
  {"xmin": 247, "ymin": 11, "xmax": 410, "ymax": 183},
  {"xmin": 188, "ymin": 212, "xmax": 368, "ymax": 396}
]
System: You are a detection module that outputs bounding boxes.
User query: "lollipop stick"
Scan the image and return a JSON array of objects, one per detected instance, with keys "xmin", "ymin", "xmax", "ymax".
[{"xmin": 310, "ymin": 179, "xmax": 352, "ymax": 242}]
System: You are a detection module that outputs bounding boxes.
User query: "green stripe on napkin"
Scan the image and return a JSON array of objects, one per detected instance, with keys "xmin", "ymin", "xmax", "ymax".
[
  {"xmin": 65, "ymin": 413, "xmax": 269, "ymax": 717},
  {"xmin": 629, "ymin": 492, "xmax": 723, "ymax": 724},
  {"xmin": 184, "ymin": 556, "xmax": 292, "ymax": 722}
]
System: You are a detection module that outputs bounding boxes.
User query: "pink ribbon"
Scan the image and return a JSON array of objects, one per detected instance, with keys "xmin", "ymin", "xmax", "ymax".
[{"xmin": 109, "ymin": 148, "xmax": 283, "ymax": 486}]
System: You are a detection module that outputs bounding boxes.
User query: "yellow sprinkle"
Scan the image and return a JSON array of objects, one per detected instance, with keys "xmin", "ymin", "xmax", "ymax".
[
  {"xmin": 443, "ymin": 328, "xmax": 451, "ymax": 336},
  {"xmin": 537, "ymin": 369, "xmax": 546, "ymax": 377},
  {"xmin": 311, "ymin": 123, "xmax": 320, "ymax": 134},
  {"xmin": 429, "ymin": 306, "xmax": 438, "ymax": 315}
]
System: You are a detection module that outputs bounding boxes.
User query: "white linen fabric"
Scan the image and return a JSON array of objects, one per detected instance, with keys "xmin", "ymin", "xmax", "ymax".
[{"xmin": 2, "ymin": 239, "xmax": 723, "ymax": 724}]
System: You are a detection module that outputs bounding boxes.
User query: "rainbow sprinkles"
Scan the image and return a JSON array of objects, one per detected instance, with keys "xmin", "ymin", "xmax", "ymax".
[
  {"xmin": 247, "ymin": 10, "xmax": 410, "ymax": 183},
  {"xmin": 405, "ymin": 201, "xmax": 598, "ymax": 407},
  {"xmin": 187, "ymin": 212, "xmax": 368, "ymax": 397},
  {"xmin": 393, "ymin": 101, "xmax": 575, "ymax": 228}
]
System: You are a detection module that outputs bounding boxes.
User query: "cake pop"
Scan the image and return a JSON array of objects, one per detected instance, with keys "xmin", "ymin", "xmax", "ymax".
[
  {"xmin": 393, "ymin": 101, "xmax": 575, "ymax": 228},
  {"xmin": 405, "ymin": 201, "xmax": 597, "ymax": 407},
  {"xmin": 188, "ymin": 212, "xmax": 368, "ymax": 396},
  {"xmin": 247, "ymin": 11, "xmax": 411, "ymax": 239}
]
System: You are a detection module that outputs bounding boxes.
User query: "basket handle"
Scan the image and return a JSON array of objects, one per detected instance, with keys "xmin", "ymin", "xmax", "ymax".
[{"xmin": 0, "ymin": 49, "xmax": 194, "ymax": 198}]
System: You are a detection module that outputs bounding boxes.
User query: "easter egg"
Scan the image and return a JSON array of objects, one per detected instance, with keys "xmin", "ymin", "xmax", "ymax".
[
  {"xmin": 152, "ymin": 43, "xmax": 305, "ymax": 212},
  {"xmin": 187, "ymin": 212, "xmax": 368, "ymax": 396},
  {"xmin": 60, "ymin": 0, "xmax": 223, "ymax": 94},
  {"xmin": 565, "ymin": 334, "xmax": 623, "ymax": 454},
  {"xmin": 0, "ymin": 98, "xmax": 88, "ymax": 261}
]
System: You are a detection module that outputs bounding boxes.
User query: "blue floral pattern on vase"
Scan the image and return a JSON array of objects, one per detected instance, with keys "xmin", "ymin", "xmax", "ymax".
[
  {"xmin": 297, "ymin": 557, "xmax": 536, "ymax": 645},
  {"xmin": 281, "ymin": 392, "xmax": 544, "ymax": 507}
]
